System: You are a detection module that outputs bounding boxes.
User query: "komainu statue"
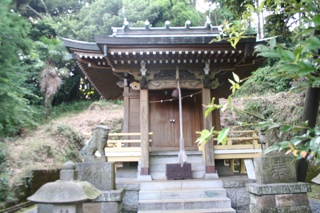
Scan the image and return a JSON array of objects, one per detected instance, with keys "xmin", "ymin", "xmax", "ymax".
[{"xmin": 80, "ymin": 125, "xmax": 109, "ymax": 162}]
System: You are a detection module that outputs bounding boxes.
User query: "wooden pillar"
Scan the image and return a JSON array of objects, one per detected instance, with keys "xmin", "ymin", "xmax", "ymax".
[
  {"xmin": 140, "ymin": 89, "xmax": 149, "ymax": 175},
  {"xmin": 123, "ymin": 87, "xmax": 130, "ymax": 134},
  {"xmin": 212, "ymin": 97, "xmax": 221, "ymax": 131},
  {"xmin": 202, "ymin": 88, "xmax": 216, "ymax": 174}
]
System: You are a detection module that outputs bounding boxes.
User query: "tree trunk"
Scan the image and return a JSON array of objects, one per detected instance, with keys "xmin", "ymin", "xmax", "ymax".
[
  {"xmin": 296, "ymin": 87, "xmax": 320, "ymax": 182},
  {"xmin": 45, "ymin": 97, "xmax": 51, "ymax": 119}
]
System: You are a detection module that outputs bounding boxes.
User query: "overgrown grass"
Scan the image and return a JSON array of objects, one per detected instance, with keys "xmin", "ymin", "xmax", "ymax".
[{"xmin": 235, "ymin": 66, "xmax": 292, "ymax": 97}]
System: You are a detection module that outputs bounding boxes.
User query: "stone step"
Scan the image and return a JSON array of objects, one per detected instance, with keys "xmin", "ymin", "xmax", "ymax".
[
  {"xmin": 140, "ymin": 180, "xmax": 223, "ymax": 191},
  {"xmin": 149, "ymin": 163, "xmax": 205, "ymax": 172},
  {"xmin": 139, "ymin": 188, "xmax": 227, "ymax": 200},
  {"xmin": 138, "ymin": 208, "xmax": 236, "ymax": 213},
  {"xmin": 150, "ymin": 171, "xmax": 205, "ymax": 180},
  {"xmin": 138, "ymin": 197, "xmax": 232, "ymax": 211}
]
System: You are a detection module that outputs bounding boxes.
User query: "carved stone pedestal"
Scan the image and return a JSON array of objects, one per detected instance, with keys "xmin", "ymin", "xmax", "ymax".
[
  {"xmin": 247, "ymin": 182, "xmax": 311, "ymax": 213},
  {"xmin": 247, "ymin": 156, "xmax": 311, "ymax": 213},
  {"xmin": 83, "ymin": 189, "xmax": 125, "ymax": 213}
]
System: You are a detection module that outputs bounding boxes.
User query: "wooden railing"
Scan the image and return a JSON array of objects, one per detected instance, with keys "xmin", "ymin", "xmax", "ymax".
[
  {"xmin": 105, "ymin": 130, "xmax": 261, "ymax": 164},
  {"xmin": 197, "ymin": 130, "xmax": 262, "ymax": 159},
  {"xmin": 104, "ymin": 132, "xmax": 153, "ymax": 162}
]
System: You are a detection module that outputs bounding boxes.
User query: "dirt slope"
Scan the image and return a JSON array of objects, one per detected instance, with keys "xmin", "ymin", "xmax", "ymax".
[{"xmin": 6, "ymin": 101, "xmax": 123, "ymax": 185}]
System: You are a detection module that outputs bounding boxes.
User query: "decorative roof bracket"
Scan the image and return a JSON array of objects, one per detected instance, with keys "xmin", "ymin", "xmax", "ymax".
[
  {"xmin": 203, "ymin": 60, "xmax": 212, "ymax": 88},
  {"xmin": 203, "ymin": 60, "xmax": 210, "ymax": 75},
  {"xmin": 140, "ymin": 60, "xmax": 147, "ymax": 76}
]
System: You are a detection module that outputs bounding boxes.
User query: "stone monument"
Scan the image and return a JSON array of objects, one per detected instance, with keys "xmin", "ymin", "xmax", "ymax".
[
  {"xmin": 247, "ymin": 156, "xmax": 311, "ymax": 212},
  {"xmin": 77, "ymin": 125, "xmax": 124, "ymax": 213}
]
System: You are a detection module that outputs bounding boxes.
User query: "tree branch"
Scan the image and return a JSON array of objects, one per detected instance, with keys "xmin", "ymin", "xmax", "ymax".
[{"xmin": 26, "ymin": 5, "xmax": 43, "ymax": 18}]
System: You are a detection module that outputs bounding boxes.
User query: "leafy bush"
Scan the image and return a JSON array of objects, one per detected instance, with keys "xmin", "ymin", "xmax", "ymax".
[
  {"xmin": 0, "ymin": 143, "xmax": 13, "ymax": 207},
  {"xmin": 236, "ymin": 66, "xmax": 292, "ymax": 96},
  {"xmin": 54, "ymin": 124, "xmax": 83, "ymax": 162}
]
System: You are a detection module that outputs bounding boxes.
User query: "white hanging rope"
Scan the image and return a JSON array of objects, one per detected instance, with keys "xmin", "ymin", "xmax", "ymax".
[{"xmin": 176, "ymin": 67, "xmax": 187, "ymax": 167}]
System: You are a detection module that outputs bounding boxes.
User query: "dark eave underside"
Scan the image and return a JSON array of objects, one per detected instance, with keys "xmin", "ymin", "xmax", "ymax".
[{"xmin": 77, "ymin": 61, "xmax": 122, "ymax": 99}]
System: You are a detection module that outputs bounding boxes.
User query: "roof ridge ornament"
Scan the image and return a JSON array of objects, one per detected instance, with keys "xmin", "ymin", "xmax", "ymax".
[
  {"xmin": 144, "ymin": 20, "xmax": 150, "ymax": 30},
  {"xmin": 165, "ymin": 20, "xmax": 170, "ymax": 29},
  {"xmin": 185, "ymin": 20, "xmax": 191, "ymax": 29},
  {"xmin": 205, "ymin": 16, "xmax": 211, "ymax": 28},
  {"xmin": 123, "ymin": 18, "xmax": 129, "ymax": 30}
]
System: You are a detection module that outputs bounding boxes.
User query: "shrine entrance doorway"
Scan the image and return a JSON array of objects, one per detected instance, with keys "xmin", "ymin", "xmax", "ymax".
[{"xmin": 149, "ymin": 90, "xmax": 202, "ymax": 151}]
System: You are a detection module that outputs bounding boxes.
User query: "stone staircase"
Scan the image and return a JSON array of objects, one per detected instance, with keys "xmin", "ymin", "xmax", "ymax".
[
  {"xmin": 146, "ymin": 151, "xmax": 206, "ymax": 180},
  {"xmin": 138, "ymin": 179, "xmax": 235, "ymax": 213}
]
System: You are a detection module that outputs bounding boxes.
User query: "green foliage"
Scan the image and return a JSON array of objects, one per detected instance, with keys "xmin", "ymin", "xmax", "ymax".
[
  {"xmin": 53, "ymin": 0, "xmax": 205, "ymax": 41},
  {"xmin": 53, "ymin": 0, "xmax": 123, "ymax": 41},
  {"xmin": 263, "ymin": 121, "xmax": 320, "ymax": 164},
  {"xmin": 236, "ymin": 66, "xmax": 292, "ymax": 95},
  {"xmin": 0, "ymin": 143, "xmax": 13, "ymax": 205},
  {"xmin": 253, "ymin": 0, "xmax": 320, "ymax": 162},
  {"xmin": 54, "ymin": 124, "xmax": 83, "ymax": 162},
  {"xmin": 0, "ymin": 0, "xmax": 37, "ymax": 137}
]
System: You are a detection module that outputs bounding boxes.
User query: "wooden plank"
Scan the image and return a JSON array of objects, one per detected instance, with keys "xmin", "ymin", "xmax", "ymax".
[
  {"xmin": 105, "ymin": 147, "xmax": 141, "ymax": 152},
  {"xmin": 105, "ymin": 151, "xmax": 141, "ymax": 156},
  {"xmin": 109, "ymin": 132, "xmax": 153, "ymax": 136},
  {"xmin": 107, "ymin": 156, "xmax": 140, "ymax": 162},
  {"xmin": 214, "ymin": 149, "xmax": 262, "ymax": 154},
  {"xmin": 214, "ymin": 145, "xmax": 258, "ymax": 150},
  {"xmin": 196, "ymin": 130, "xmax": 257, "ymax": 134},
  {"xmin": 108, "ymin": 139, "xmax": 152, "ymax": 143},
  {"xmin": 213, "ymin": 137, "xmax": 259, "ymax": 141},
  {"xmin": 214, "ymin": 153, "xmax": 262, "ymax": 159}
]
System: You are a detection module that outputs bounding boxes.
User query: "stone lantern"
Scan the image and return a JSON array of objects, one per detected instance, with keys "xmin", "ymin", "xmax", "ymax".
[{"xmin": 28, "ymin": 161, "xmax": 101, "ymax": 213}]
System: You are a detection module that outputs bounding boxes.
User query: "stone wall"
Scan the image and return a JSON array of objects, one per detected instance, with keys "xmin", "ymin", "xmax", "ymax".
[
  {"xmin": 223, "ymin": 178, "xmax": 255, "ymax": 213},
  {"xmin": 16, "ymin": 169, "xmax": 60, "ymax": 201},
  {"xmin": 116, "ymin": 182, "xmax": 140, "ymax": 213}
]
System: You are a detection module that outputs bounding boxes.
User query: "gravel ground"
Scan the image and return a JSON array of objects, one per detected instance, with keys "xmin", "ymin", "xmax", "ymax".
[{"xmin": 310, "ymin": 198, "xmax": 320, "ymax": 213}]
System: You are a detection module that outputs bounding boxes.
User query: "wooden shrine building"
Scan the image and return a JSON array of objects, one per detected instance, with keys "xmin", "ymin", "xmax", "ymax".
[{"xmin": 63, "ymin": 19, "xmax": 264, "ymax": 179}]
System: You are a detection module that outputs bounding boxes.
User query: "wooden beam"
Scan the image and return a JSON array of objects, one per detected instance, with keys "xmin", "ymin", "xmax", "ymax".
[
  {"xmin": 140, "ymin": 89, "xmax": 150, "ymax": 175},
  {"xmin": 148, "ymin": 80, "xmax": 202, "ymax": 90},
  {"xmin": 202, "ymin": 88, "xmax": 216, "ymax": 173}
]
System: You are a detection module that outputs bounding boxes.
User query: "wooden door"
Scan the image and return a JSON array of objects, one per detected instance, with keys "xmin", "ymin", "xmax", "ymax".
[{"xmin": 150, "ymin": 91, "xmax": 202, "ymax": 151}]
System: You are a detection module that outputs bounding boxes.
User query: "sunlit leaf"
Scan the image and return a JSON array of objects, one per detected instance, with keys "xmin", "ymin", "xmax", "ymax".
[
  {"xmin": 217, "ymin": 128, "xmax": 230, "ymax": 144},
  {"xmin": 232, "ymin": 72, "xmax": 240, "ymax": 83},
  {"xmin": 228, "ymin": 79, "xmax": 235, "ymax": 85}
]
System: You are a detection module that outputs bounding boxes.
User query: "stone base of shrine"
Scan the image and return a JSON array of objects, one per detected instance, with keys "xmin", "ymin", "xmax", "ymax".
[
  {"xmin": 83, "ymin": 189, "xmax": 124, "ymax": 213},
  {"xmin": 247, "ymin": 182, "xmax": 311, "ymax": 213}
]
